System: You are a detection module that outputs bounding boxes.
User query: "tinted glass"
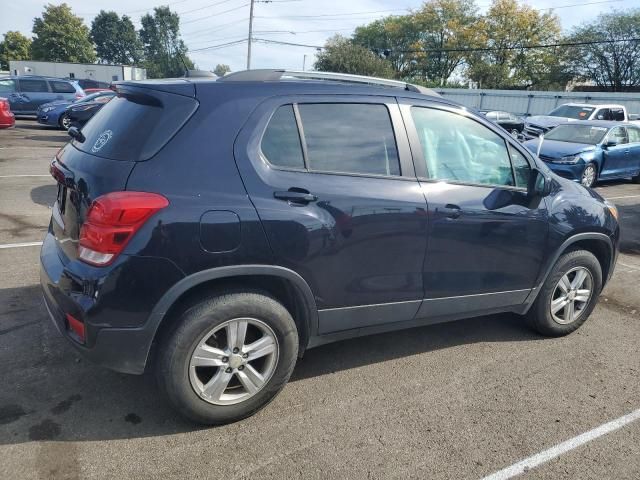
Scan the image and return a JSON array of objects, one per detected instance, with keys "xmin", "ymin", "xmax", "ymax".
[
  {"xmin": 261, "ymin": 105, "xmax": 304, "ymax": 169},
  {"xmin": 50, "ymin": 81, "xmax": 76, "ymax": 93},
  {"xmin": 509, "ymin": 146, "xmax": 531, "ymax": 188},
  {"xmin": 548, "ymin": 105, "xmax": 595, "ymax": 120},
  {"xmin": 545, "ymin": 125, "xmax": 608, "ymax": 145},
  {"xmin": 298, "ymin": 103, "xmax": 400, "ymax": 176},
  {"xmin": 628, "ymin": 127, "xmax": 640, "ymax": 143},
  {"xmin": 19, "ymin": 79, "xmax": 48, "ymax": 93},
  {"xmin": 611, "ymin": 109, "xmax": 625, "ymax": 121},
  {"xmin": 0, "ymin": 79, "xmax": 15, "ymax": 93},
  {"xmin": 411, "ymin": 107, "xmax": 514, "ymax": 186},
  {"xmin": 74, "ymin": 90, "xmax": 198, "ymax": 161}
]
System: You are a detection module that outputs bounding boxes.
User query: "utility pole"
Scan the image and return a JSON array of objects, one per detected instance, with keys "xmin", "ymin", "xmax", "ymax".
[
  {"xmin": 247, "ymin": 0, "xmax": 255, "ymax": 70},
  {"xmin": 302, "ymin": 54, "xmax": 307, "ymax": 71}
]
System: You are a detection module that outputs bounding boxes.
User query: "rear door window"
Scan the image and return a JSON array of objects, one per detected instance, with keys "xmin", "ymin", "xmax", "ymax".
[
  {"xmin": 18, "ymin": 79, "xmax": 49, "ymax": 93},
  {"xmin": 628, "ymin": 127, "xmax": 640, "ymax": 144},
  {"xmin": 297, "ymin": 103, "xmax": 400, "ymax": 176},
  {"xmin": 50, "ymin": 80, "xmax": 76, "ymax": 93},
  {"xmin": 74, "ymin": 89, "xmax": 198, "ymax": 161}
]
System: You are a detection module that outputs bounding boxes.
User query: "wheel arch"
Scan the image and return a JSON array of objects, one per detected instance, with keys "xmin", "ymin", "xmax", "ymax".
[
  {"xmin": 523, "ymin": 232, "xmax": 614, "ymax": 311},
  {"xmin": 145, "ymin": 265, "xmax": 318, "ymax": 371}
]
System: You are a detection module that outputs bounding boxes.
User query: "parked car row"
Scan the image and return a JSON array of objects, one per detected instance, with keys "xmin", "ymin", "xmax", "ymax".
[{"xmin": 0, "ymin": 75, "xmax": 114, "ymax": 130}]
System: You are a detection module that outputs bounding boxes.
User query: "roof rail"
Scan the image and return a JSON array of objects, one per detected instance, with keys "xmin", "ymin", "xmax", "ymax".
[{"xmin": 219, "ymin": 69, "xmax": 439, "ymax": 96}]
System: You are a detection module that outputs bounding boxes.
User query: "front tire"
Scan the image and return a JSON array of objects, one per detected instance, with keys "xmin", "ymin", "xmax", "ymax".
[
  {"xmin": 526, "ymin": 249, "xmax": 602, "ymax": 337},
  {"xmin": 581, "ymin": 163, "xmax": 597, "ymax": 188},
  {"xmin": 156, "ymin": 291, "xmax": 299, "ymax": 425}
]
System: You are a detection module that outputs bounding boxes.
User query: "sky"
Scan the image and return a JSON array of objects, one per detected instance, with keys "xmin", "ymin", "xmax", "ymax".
[{"xmin": 1, "ymin": 0, "xmax": 638, "ymax": 72}]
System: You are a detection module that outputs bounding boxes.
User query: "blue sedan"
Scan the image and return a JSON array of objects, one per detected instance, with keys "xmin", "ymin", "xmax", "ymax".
[
  {"xmin": 523, "ymin": 121, "xmax": 640, "ymax": 187},
  {"xmin": 37, "ymin": 91, "xmax": 115, "ymax": 129}
]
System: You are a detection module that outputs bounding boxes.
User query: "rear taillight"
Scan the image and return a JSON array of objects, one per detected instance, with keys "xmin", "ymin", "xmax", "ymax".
[
  {"xmin": 75, "ymin": 92, "xmax": 84, "ymax": 99},
  {"xmin": 78, "ymin": 192, "xmax": 169, "ymax": 266}
]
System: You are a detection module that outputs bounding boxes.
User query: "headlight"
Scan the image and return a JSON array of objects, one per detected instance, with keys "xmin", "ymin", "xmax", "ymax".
[
  {"xmin": 604, "ymin": 200, "xmax": 619, "ymax": 221},
  {"xmin": 553, "ymin": 155, "xmax": 580, "ymax": 164},
  {"xmin": 42, "ymin": 106, "xmax": 54, "ymax": 113}
]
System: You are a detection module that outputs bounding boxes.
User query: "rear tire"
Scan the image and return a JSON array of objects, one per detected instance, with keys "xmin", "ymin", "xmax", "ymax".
[
  {"xmin": 156, "ymin": 291, "xmax": 299, "ymax": 425},
  {"xmin": 526, "ymin": 250, "xmax": 602, "ymax": 337}
]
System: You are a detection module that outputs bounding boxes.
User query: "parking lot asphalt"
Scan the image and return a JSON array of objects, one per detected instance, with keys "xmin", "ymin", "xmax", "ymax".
[{"xmin": 0, "ymin": 120, "xmax": 638, "ymax": 480}]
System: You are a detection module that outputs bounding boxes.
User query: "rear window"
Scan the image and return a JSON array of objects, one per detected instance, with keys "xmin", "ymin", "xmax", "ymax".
[
  {"xmin": 74, "ymin": 89, "xmax": 198, "ymax": 161},
  {"xmin": 50, "ymin": 80, "xmax": 76, "ymax": 93}
]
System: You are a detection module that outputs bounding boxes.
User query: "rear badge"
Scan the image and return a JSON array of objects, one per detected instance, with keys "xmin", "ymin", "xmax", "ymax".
[{"xmin": 91, "ymin": 130, "xmax": 113, "ymax": 153}]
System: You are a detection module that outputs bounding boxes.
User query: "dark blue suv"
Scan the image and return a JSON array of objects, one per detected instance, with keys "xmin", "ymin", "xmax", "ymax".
[{"xmin": 40, "ymin": 70, "xmax": 620, "ymax": 424}]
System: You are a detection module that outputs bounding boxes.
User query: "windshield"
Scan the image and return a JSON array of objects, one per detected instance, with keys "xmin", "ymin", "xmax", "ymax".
[
  {"xmin": 548, "ymin": 105, "xmax": 595, "ymax": 120},
  {"xmin": 545, "ymin": 124, "xmax": 609, "ymax": 144}
]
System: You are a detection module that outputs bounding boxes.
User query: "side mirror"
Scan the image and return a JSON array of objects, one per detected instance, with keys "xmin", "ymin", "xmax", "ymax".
[
  {"xmin": 529, "ymin": 168, "xmax": 551, "ymax": 197},
  {"xmin": 603, "ymin": 140, "xmax": 617, "ymax": 149}
]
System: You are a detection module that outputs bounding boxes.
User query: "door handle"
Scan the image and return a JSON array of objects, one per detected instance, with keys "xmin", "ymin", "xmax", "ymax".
[
  {"xmin": 274, "ymin": 190, "xmax": 318, "ymax": 204},
  {"xmin": 443, "ymin": 204, "xmax": 461, "ymax": 219}
]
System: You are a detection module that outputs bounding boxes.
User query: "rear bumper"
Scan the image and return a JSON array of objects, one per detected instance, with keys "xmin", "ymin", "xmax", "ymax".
[{"xmin": 39, "ymin": 230, "xmax": 184, "ymax": 374}]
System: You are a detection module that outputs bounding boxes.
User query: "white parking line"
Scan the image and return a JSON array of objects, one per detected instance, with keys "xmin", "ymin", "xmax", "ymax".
[
  {"xmin": 618, "ymin": 261, "xmax": 640, "ymax": 272},
  {"xmin": 0, "ymin": 241, "xmax": 43, "ymax": 249},
  {"xmin": 481, "ymin": 408, "xmax": 640, "ymax": 480},
  {"xmin": 0, "ymin": 174, "xmax": 50, "ymax": 178},
  {"xmin": 604, "ymin": 195, "xmax": 640, "ymax": 200}
]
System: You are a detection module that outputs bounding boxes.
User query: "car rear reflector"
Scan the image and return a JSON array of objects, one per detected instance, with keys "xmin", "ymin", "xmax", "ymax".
[
  {"xmin": 78, "ymin": 191, "xmax": 169, "ymax": 266},
  {"xmin": 66, "ymin": 313, "xmax": 85, "ymax": 343}
]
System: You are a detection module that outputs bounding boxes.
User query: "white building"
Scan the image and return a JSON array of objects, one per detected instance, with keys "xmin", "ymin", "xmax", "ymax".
[{"xmin": 8, "ymin": 60, "xmax": 146, "ymax": 83}]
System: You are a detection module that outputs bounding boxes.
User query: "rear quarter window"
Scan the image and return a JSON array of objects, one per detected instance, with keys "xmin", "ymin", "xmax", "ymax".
[
  {"xmin": 74, "ymin": 89, "xmax": 198, "ymax": 161},
  {"xmin": 50, "ymin": 81, "xmax": 76, "ymax": 93}
]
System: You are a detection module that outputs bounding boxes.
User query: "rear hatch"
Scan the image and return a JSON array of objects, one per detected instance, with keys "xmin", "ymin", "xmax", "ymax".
[{"xmin": 50, "ymin": 81, "xmax": 199, "ymax": 262}]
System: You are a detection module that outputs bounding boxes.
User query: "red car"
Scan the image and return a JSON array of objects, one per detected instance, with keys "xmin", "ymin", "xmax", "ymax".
[{"xmin": 0, "ymin": 97, "xmax": 15, "ymax": 129}]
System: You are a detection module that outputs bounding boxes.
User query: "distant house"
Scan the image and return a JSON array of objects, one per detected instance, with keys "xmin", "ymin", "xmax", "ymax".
[{"xmin": 8, "ymin": 60, "xmax": 146, "ymax": 84}]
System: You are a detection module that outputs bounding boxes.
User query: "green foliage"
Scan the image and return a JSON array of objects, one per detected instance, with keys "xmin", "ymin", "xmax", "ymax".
[
  {"xmin": 31, "ymin": 3, "xmax": 96, "ymax": 63},
  {"xmin": 140, "ymin": 7, "xmax": 194, "ymax": 78},
  {"xmin": 566, "ymin": 9, "xmax": 640, "ymax": 92},
  {"xmin": 0, "ymin": 31, "xmax": 32, "ymax": 70},
  {"xmin": 465, "ymin": 0, "xmax": 565, "ymax": 89},
  {"xmin": 213, "ymin": 64, "xmax": 231, "ymax": 77},
  {"xmin": 314, "ymin": 35, "xmax": 395, "ymax": 78},
  {"xmin": 91, "ymin": 11, "xmax": 142, "ymax": 65}
]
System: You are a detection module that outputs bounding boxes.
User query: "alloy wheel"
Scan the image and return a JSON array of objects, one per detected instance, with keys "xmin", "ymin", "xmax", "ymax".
[
  {"xmin": 550, "ymin": 267, "xmax": 593, "ymax": 325},
  {"xmin": 60, "ymin": 114, "xmax": 71, "ymax": 130},
  {"xmin": 189, "ymin": 317, "xmax": 279, "ymax": 405},
  {"xmin": 581, "ymin": 165, "xmax": 596, "ymax": 187}
]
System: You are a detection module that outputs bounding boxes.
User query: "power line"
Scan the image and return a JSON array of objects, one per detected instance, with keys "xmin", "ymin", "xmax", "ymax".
[
  {"xmin": 189, "ymin": 38, "xmax": 247, "ymax": 52},
  {"xmin": 254, "ymin": 8, "xmax": 409, "ymax": 19},
  {"xmin": 182, "ymin": 3, "xmax": 249, "ymax": 24}
]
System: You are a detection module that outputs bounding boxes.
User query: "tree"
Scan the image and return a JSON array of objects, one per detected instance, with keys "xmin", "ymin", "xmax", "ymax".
[
  {"xmin": 465, "ymin": 0, "xmax": 565, "ymax": 89},
  {"xmin": 353, "ymin": 15, "xmax": 421, "ymax": 79},
  {"xmin": 566, "ymin": 10, "xmax": 640, "ymax": 91},
  {"xmin": 314, "ymin": 35, "xmax": 394, "ymax": 78},
  {"xmin": 31, "ymin": 3, "xmax": 96, "ymax": 63},
  {"xmin": 0, "ymin": 31, "xmax": 32, "ymax": 70},
  {"xmin": 91, "ymin": 11, "xmax": 142, "ymax": 65},
  {"xmin": 213, "ymin": 64, "xmax": 231, "ymax": 77},
  {"xmin": 139, "ymin": 7, "xmax": 194, "ymax": 78},
  {"xmin": 412, "ymin": 0, "xmax": 479, "ymax": 86}
]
